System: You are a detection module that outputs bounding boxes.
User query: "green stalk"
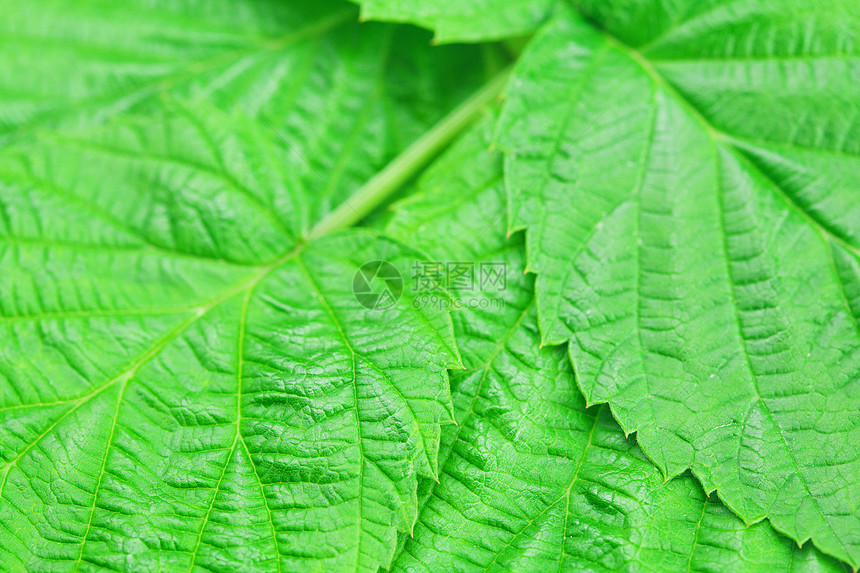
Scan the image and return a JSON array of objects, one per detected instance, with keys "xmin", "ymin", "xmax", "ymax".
[{"xmin": 307, "ymin": 66, "xmax": 511, "ymax": 240}]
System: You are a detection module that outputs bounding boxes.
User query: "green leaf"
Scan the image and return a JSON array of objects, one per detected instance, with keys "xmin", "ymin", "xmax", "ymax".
[
  {"xmin": 495, "ymin": 2, "xmax": 860, "ymax": 566},
  {"xmin": 383, "ymin": 116, "xmax": 849, "ymax": 573},
  {"xmin": 0, "ymin": 104, "xmax": 467, "ymax": 573},
  {"xmin": 351, "ymin": 0, "xmax": 557, "ymax": 43},
  {"xmin": 0, "ymin": 0, "xmax": 502, "ymax": 569}
]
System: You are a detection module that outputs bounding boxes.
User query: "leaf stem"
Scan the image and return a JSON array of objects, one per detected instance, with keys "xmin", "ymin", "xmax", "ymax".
[{"xmin": 307, "ymin": 66, "xmax": 512, "ymax": 240}]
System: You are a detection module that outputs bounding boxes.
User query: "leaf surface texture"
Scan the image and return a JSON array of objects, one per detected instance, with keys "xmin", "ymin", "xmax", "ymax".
[
  {"xmin": 495, "ymin": 1, "xmax": 860, "ymax": 565},
  {"xmin": 382, "ymin": 116, "xmax": 850, "ymax": 573},
  {"xmin": 0, "ymin": 1, "xmax": 495, "ymax": 570}
]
